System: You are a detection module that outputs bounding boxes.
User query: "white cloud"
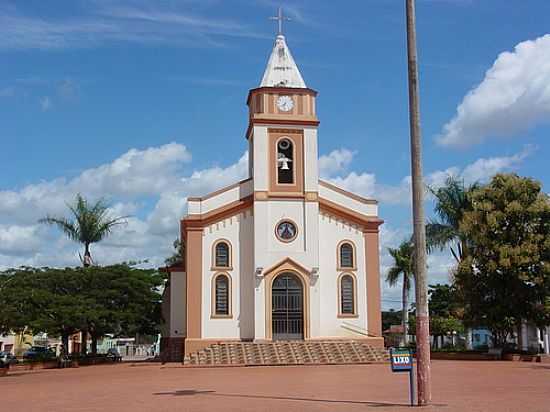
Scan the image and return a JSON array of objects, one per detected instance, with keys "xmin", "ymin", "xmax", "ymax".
[
  {"xmin": 318, "ymin": 148, "xmax": 355, "ymax": 178},
  {"xmin": 179, "ymin": 152, "xmax": 248, "ymax": 197},
  {"xmin": 0, "ymin": 3, "xmax": 264, "ymax": 51},
  {"xmin": 40, "ymin": 96, "xmax": 52, "ymax": 111},
  {"xmin": 379, "ymin": 224, "xmax": 457, "ymax": 310},
  {"xmin": 0, "ymin": 142, "xmax": 248, "ymax": 269},
  {"xmin": 0, "ymin": 224, "xmax": 43, "ymax": 255},
  {"xmin": 57, "ymin": 78, "xmax": 79, "ymax": 100},
  {"xmin": 76, "ymin": 143, "xmax": 192, "ymax": 198},
  {"xmin": 0, "ymin": 87, "xmax": 15, "ymax": 97},
  {"xmin": 0, "ymin": 143, "xmax": 192, "ymax": 226},
  {"xmin": 438, "ymin": 34, "xmax": 550, "ymax": 148},
  {"xmin": 0, "ymin": 138, "xmax": 533, "ymax": 282},
  {"xmin": 460, "ymin": 145, "xmax": 534, "ymax": 183},
  {"xmin": 329, "ymin": 146, "xmax": 534, "ymax": 205}
]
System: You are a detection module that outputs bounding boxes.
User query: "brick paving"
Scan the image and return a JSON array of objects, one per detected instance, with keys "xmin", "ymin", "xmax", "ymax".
[{"xmin": 1, "ymin": 360, "xmax": 549, "ymax": 411}]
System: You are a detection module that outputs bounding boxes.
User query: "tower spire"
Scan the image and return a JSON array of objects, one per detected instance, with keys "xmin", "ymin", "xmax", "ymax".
[
  {"xmin": 269, "ymin": 7, "xmax": 291, "ymax": 36},
  {"xmin": 260, "ymin": 8, "xmax": 306, "ymax": 89}
]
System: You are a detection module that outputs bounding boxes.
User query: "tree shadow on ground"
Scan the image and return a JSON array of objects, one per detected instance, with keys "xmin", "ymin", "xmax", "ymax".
[{"xmin": 153, "ymin": 389, "xmax": 447, "ymax": 408}]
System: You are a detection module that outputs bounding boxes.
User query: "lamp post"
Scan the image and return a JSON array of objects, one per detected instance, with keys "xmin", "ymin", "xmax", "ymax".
[{"xmin": 405, "ymin": 0, "xmax": 432, "ymax": 405}]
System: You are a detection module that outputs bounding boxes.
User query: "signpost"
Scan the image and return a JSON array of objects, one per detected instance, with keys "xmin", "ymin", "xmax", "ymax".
[{"xmin": 390, "ymin": 347, "xmax": 415, "ymax": 406}]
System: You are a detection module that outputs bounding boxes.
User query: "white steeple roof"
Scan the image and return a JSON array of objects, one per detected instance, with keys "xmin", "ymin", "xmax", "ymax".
[{"xmin": 260, "ymin": 35, "xmax": 307, "ymax": 89}]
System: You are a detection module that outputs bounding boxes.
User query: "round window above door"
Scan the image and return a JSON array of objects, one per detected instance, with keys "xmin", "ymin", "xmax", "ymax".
[{"xmin": 275, "ymin": 220, "xmax": 298, "ymax": 243}]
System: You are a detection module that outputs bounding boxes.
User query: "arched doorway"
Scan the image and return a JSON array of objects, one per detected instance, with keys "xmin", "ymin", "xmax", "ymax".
[{"xmin": 272, "ymin": 273, "xmax": 304, "ymax": 340}]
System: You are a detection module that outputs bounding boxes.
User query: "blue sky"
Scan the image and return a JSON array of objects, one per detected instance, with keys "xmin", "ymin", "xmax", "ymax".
[{"xmin": 1, "ymin": 0, "xmax": 549, "ymax": 308}]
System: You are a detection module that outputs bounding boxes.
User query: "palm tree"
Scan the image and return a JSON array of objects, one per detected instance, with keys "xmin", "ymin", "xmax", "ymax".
[
  {"xmin": 387, "ymin": 240, "xmax": 415, "ymax": 346},
  {"xmin": 426, "ymin": 176, "xmax": 479, "ymax": 263},
  {"xmin": 426, "ymin": 176, "xmax": 479, "ymax": 350},
  {"xmin": 39, "ymin": 194, "xmax": 128, "ymax": 355},
  {"xmin": 39, "ymin": 194, "xmax": 128, "ymax": 267}
]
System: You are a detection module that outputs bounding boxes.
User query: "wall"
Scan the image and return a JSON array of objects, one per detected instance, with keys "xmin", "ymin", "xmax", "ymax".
[
  {"xmin": 253, "ymin": 199, "xmax": 320, "ymax": 339},
  {"xmin": 201, "ymin": 209, "xmax": 255, "ymax": 339},
  {"xmin": 169, "ymin": 271, "xmax": 187, "ymax": 338},
  {"xmin": 318, "ymin": 211, "xmax": 367, "ymax": 337}
]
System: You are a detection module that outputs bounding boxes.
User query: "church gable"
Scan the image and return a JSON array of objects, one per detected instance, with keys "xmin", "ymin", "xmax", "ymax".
[{"xmin": 183, "ymin": 178, "xmax": 253, "ymax": 229}]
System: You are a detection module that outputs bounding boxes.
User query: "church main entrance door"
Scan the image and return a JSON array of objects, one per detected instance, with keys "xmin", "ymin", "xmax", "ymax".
[{"xmin": 272, "ymin": 273, "xmax": 304, "ymax": 340}]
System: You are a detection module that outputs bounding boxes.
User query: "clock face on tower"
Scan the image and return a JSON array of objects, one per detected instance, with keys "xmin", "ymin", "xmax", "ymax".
[{"xmin": 276, "ymin": 95, "xmax": 294, "ymax": 112}]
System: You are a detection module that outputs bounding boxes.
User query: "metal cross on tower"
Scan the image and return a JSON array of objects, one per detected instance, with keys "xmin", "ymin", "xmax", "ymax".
[{"xmin": 269, "ymin": 7, "xmax": 291, "ymax": 36}]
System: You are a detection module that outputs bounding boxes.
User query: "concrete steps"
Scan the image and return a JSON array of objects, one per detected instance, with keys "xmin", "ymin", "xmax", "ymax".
[{"xmin": 184, "ymin": 340, "xmax": 389, "ymax": 366}]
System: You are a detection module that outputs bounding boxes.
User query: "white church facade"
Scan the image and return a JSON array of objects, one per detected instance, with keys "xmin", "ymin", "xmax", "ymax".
[{"xmin": 161, "ymin": 33, "xmax": 384, "ymax": 361}]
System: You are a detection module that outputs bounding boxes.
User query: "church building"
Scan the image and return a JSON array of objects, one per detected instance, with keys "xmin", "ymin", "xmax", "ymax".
[{"xmin": 161, "ymin": 30, "xmax": 384, "ymax": 362}]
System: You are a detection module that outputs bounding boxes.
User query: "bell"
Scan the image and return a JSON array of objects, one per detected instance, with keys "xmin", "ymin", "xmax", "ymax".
[{"xmin": 280, "ymin": 161, "xmax": 290, "ymax": 170}]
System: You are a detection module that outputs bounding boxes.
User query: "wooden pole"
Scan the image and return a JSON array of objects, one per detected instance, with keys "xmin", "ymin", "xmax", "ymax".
[{"xmin": 405, "ymin": 0, "xmax": 431, "ymax": 405}]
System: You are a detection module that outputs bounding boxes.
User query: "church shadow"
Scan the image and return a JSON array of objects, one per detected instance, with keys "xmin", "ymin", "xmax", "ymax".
[{"xmin": 152, "ymin": 389, "xmax": 426, "ymax": 408}]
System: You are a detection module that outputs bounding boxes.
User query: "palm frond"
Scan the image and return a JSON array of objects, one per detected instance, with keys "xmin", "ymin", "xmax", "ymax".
[
  {"xmin": 91, "ymin": 216, "xmax": 129, "ymax": 243},
  {"xmin": 386, "ymin": 267, "xmax": 403, "ymax": 286},
  {"xmin": 38, "ymin": 217, "xmax": 79, "ymax": 241},
  {"xmin": 386, "ymin": 240, "xmax": 415, "ymax": 288},
  {"xmin": 425, "ymin": 221, "xmax": 456, "ymax": 253},
  {"xmin": 39, "ymin": 194, "xmax": 129, "ymax": 263}
]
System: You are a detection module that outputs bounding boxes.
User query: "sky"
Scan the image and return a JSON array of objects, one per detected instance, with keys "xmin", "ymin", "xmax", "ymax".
[{"xmin": 1, "ymin": 0, "xmax": 550, "ymax": 309}]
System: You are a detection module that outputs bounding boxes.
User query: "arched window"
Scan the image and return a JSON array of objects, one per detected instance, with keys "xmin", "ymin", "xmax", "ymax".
[
  {"xmin": 339, "ymin": 242, "xmax": 355, "ymax": 269},
  {"xmin": 214, "ymin": 241, "xmax": 230, "ymax": 268},
  {"xmin": 339, "ymin": 274, "xmax": 356, "ymax": 316},
  {"xmin": 213, "ymin": 274, "xmax": 230, "ymax": 316},
  {"xmin": 277, "ymin": 138, "xmax": 294, "ymax": 184}
]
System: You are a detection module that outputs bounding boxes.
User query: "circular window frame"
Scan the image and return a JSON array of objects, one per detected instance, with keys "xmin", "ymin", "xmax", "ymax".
[{"xmin": 275, "ymin": 219, "xmax": 298, "ymax": 243}]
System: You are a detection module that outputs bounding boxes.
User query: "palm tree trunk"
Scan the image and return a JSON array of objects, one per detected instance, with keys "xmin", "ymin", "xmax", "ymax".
[
  {"xmin": 62, "ymin": 333, "xmax": 69, "ymax": 357},
  {"xmin": 83, "ymin": 243, "xmax": 92, "ymax": 267},
  {"xmin": 402, "ymin": 275, "xmax": 409, "ymax": 346},
  {"xmin": 81, "ymin": 329, "xmax": 88, "ymax": 356},
  {"xmin": 91, "ymin": 334, "xmax": 98, "ymax": 355}
]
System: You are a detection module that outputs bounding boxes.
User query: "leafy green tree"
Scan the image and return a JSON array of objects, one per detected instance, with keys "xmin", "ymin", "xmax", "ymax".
[
  {"xmin": 0, "ymin": 269, "xmax": 42, "ymax": 337},
  {"xmin": 79, "ymin": 265, "xmax": 163, "ymax": 354},
  {"xmin": 39, "ymin": 194, "xmax": 128, "ymax": 267},
  {"xmin": 0, "ymin": 265, "xmax": 163, "ymax": 356},
  {"xmin": 426, "ymin": 176, "xmax": 479, "ymax": 263},
  {"xmin": 428, "ymin": 284, "xmax": 463, "ymax": 319},
  {"xmin": 165, "ymin": 238, "xmax": 185, "ymax": 267},
  {"xmin": 428, "ymin": 284, "xmax": 464, "ymax": 349},
  {"xmin": 456, "ymin": 174, "xmax": 550, "ymax": 346},
  {"xmin": 0, "ymin": 267, "xmax": 88, "ymax": 356},
  {"xmin": 382, "ymin": 309, "xmax": 403, "ymax": 333},
  {"xmin": 386, "ymin": 240, "xmax": 415, "ymax": 345},
  {"xmin": 430, "ymin": 317, "xmax": 464, "ymax": 349}
]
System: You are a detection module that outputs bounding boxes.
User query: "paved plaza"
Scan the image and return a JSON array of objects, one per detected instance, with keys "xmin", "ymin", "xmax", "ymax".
[{"xmin": 1, "ymin": 360, "xmax": 549, "ymax": 411}]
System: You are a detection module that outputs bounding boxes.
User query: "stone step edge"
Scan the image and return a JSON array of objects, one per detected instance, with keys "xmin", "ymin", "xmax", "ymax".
[{"xmin": 180, "ymin": 360, "xmax": 389, "ymax": 368}]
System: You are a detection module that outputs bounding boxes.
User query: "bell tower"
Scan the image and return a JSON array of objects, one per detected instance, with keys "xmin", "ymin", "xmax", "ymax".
[
  {"xmin": 248, "ymin": 22, "xmax": 321, "ymax": 340},
  {"xmin": 246, "ymin": 34, "xmax": 320, "ymax": 199}
]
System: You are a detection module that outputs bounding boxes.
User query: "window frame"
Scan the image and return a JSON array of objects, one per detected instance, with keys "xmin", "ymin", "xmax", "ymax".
[
  {"xmin": 275, "ymin": 136, "xmax": 295, "ymax": 185},
  {"xmin": 338, "ymin": 273, "xmax": 358, "ymax": 318},
  {"xmin": 211, "ymin": 272, "xmax": 232, "ymax": 318},
  {"xmin": 337, "ymin": 240, "xmax": 357, "ymax": 271},
  {"xmin": 211, "ymin": 239, "xmax": 232, "ymax": 270}
]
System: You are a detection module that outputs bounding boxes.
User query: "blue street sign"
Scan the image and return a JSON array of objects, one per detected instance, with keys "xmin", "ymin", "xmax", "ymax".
[
  {"xmin": 390, "ymin": 347, "xmax": 413, "ymax": 372},
  {"xmin": 390, "ymin": 347, "xmax": 415, "ymax": 406}
]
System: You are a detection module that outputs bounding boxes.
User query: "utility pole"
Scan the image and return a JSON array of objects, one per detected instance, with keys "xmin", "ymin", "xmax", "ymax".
[{"xmin": 405, "ymin": 0, "xmax": 431, "ymax": 406}]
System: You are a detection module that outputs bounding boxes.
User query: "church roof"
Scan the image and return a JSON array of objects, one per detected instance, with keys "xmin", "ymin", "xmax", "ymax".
[{"xmin": 260, "ymin": 35, "xmax": 306, "ymax": 89}]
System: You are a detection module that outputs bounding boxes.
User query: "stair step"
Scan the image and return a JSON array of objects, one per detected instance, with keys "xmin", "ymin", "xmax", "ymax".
[{"xmin": 184, "ymin": 340, "xmax": 389, "ymax": 366}]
